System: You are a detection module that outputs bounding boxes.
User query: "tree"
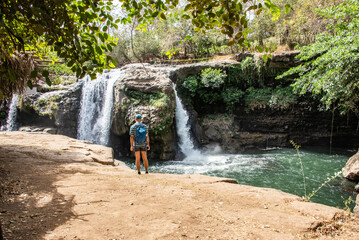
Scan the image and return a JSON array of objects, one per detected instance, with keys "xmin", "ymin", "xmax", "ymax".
[
  {"xmin": 248, "ymin": 0, "xmax": 344, "ymax": 51},
  {"xmin": 1, "ymin": 0, "xmax": 283, "ymax": 98},
  {"xmin": 119, "ymin": 0, "xmax": 282, "ymax": 52},
  {"xmin": 0, "ymin": 0, "xmax": 118, "ymax": 98},
  {"xmin": 278, "ymin": 0, "xmax": 359, "ymax": 115}
]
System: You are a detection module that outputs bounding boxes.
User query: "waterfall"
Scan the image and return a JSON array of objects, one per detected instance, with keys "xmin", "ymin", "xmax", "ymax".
[
  {"xmin": 4, "ymin": 94, "xmax": 19, "ymax": 131},
  {"xmin": 173, "ymin": 85, "xmax": 201, "ymax": 160},
  {"xmin": 77, "ymin": 69, "xmax": 121, "ymax": 145}
]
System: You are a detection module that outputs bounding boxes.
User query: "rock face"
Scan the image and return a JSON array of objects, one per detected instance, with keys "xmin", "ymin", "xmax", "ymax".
[
  {"xmin": 111, "ymin": 64, "xmax": 177, "ymax": 160},
  {"xmin": 343, "ymin": 152, "xmax": 359, "ymax": 182},
  {"xmin": 17, "ymin": 82, "xmax": 83, "ymax": 138},
  {"xmin": 196, "ymin": 107, "xmax": 359, "ymax": 153},
  {"xmin": 3, "ymin": 52, "xmax": 359, "ymax": 160}
]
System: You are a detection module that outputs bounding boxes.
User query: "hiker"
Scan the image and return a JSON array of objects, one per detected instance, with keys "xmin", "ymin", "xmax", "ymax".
[{"xmin": 129, "ymin": 114, "xmax": 150, "ymax": 174}]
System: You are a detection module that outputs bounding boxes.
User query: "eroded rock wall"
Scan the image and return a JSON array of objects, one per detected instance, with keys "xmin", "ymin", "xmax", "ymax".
[
  {"xmin": 16, "ymin": 82, "xmax": 83, "ymax": 138},
  {"xmin": 111, "ymin": 64, "xmax": 177, "ymax": 160}
]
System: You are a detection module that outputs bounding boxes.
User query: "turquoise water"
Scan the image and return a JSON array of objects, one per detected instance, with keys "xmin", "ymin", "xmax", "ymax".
[{"xmin": 122, "ymin": 147, "xmax": 357, "ymax": 210}]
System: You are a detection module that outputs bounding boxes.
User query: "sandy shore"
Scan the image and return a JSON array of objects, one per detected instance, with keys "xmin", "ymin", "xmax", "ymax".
[{"xmin": 0, "ymin": 132, "xmax": 358, "ymax": 240}]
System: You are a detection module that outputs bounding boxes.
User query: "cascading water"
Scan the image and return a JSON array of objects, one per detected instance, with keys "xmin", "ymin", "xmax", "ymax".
[
  {"xmin": 173, "ymin": 84, "xmax": 202, "ymax": 160},
  {"xmin": 4, "ymin": 94, "xmax": 19, "ymax": 131},
  {"xmin": 77, "ymin": 69, "xmax": 121, "ymax": 146}
]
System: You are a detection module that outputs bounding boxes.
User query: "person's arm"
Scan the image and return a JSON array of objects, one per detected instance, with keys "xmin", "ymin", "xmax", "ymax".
[
  {"xmin": 130, "ymin": 135, "xmax": 134, "ymax": 151},
  {"xmin": 146, "ymin": 133, "xmax": 150, "ymax": 150}
]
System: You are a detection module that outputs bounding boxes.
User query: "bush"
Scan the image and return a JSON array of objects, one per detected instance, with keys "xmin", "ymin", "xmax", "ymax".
[
  {"xmin": 245, "ymin": 86, "xmax": 298, "ymax": 111},
  {"xmin": 182, "ymin": 75, "xmax": 199, "ymax": 97},
  {"xmin": 200, "ymin": 68, "xmax": 227, "ymax": 89},
  {"xmin": 221, "ymin": 87, "xmax": 244, "ymax": 112},
  {"xmin": 269, "ymin": 86, "xmax": 297, "ymax": 110},
  {"xmin": 245, "ymin": 87, "xmax": 272, "ymax": 110},
  {"xmin": 125, "ymin": 90, "xmax": 169, "ymax": 108}
]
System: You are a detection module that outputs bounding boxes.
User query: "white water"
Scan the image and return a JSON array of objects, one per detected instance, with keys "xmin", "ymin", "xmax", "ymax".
[
  {"xmin": 4, "ymin": 94, "xmax": 19, "ymax": 131},
  {"xmin": 173, "ymin": 85, "xmax": 267, "ymax": 172},
  {"xmin": 77, "ymin": 69, "xmax": 121, "ymax": 145},
  {"xmin": 173, "ymin": 85, "xmax": 202, "ymax": 160}
]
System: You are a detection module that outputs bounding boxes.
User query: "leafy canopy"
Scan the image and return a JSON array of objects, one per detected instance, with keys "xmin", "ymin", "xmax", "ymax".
[
  {"xmin": 0, "ymin": 0, "xmax": 118, "ymax": 97},
  {"xmin": 278, "ymin": 0, "xmax": 359, "ymax": 115},
  {"xmin": 118, "ymin": 0, "xmax": 283, "ymax": 50}
]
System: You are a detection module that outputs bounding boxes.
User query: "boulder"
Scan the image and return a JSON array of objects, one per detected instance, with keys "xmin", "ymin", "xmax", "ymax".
[
  {"xmin": 343, "ymin": 152, "xmax": 359, "ymax": 182},
  {"xmin": 112, "ymin": 64, "xmax": 177, "ymax": 160}
]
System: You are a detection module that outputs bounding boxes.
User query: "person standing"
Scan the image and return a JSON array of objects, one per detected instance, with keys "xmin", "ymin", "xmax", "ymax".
[{"xmin": 129, "ymin": 114, "xmax": 150, "ymax": 174}]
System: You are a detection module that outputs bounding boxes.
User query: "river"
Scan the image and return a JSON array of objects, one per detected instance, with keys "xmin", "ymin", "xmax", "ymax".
[{"xmin": 122, "ymin": 147, "xmax": 357, "ymax": 210}]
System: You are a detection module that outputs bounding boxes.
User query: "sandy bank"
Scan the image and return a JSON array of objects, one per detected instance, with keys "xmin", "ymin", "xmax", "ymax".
[{"xmin": 0, "ymin": 132, "xmax": 358, "ymax": 239}]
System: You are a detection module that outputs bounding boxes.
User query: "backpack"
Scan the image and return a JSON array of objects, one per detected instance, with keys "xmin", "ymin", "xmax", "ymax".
[{"xmin": 135, "ymin": 124, "xmax": 147, "ymax": 144}]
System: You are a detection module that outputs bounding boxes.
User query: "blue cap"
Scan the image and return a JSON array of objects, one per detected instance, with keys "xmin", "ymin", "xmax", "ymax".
[{"xmin": 135, "ymin": 114, "xmax": 142, "ymax": 119}]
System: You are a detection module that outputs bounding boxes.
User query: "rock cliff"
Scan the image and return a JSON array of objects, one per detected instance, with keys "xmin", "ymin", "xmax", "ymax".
[
  {"xmin": 2, "ymin": 52, "xmax": 359, "ymax": 161},
  {"xmin": 111, "ymin": 64, "xmax": 176, "ymax": 160},
  {"xmin": 16, "ymin": 82, "xmax": 83, "ymax": 138}
]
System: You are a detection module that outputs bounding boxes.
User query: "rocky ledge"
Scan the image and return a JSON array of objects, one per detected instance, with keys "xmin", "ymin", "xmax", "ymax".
[{"xmin": 0, "ymin": 132, "xmax": 358, "ymax": 240}]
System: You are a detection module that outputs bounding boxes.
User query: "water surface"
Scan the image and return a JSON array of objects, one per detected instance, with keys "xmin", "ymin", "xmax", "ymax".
[{"xmin": 122, "ymin": 147, "xmax": 357, "ymax": 210}]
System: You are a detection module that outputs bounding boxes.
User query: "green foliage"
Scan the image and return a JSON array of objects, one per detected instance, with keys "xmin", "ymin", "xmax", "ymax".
[
  {"xmin": 37, "ymin": 98, "xmax": 47, "ymax": 107},
  {"xmin": 179, "ymin": 64, "xmax": 296, "ymax": 113},
  {"xmin": 125, "ymin": 90, "xmax": 169, "ymax": 108},
  {"xmin": 200, "ymin": 68, "xmax": 227, "ymax": 89},
  {"xmin": 48, "ymin": 63, "xmax": 73, "ymax": 76},
  {"xmin": 119, "ymin": 0, "xmax": 281, "ymax": 49},
  {"xmin": 0, "ymin": 0, "xmax": 118, "ymax": 97},
  {"xmin": 248, "ymin": 0, "xmax": 344, "ymax": 51},
  {"xmin": 221, "ymin": 87, "xmax": 244, "ymax": 112},
  {"xmin": 182, "ymin": 75, "xmax": 198, "ymax": 97},
  {"xmin": 341, "ymin": 196, "xmax": 355, "ymax": 212},
  {"xmin": 244, "ymin": 87, "xmax": 272, "ymax": 110},
  {"xmin": 269, "ymin": 86, "xmax": 297, "ymax": 110},
  {"xmin": 245, "ymin": 86, "xmax": 296, "ymax": 110},
  {"xmin": 278, "ymin": 0, "xmax": 359, "ymax": 116}
]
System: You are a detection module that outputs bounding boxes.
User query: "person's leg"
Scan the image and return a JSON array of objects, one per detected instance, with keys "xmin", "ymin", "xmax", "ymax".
[
  {"xmin": 141, "ymin": 151, "xmax": 149, "ymax": 173},
  {"xmin": 135, "ymin": 151, "xmax": 141, "ymax": 174}
]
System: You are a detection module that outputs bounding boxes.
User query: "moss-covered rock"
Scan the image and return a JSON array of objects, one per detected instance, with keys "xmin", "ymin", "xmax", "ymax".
[
  {"xmin": 17, "ymin": 82, "xmax": 83, "ymax": 138},
  {"xmin": 112, "ymin": 64, "xmax": 176, "ymax": 160}
]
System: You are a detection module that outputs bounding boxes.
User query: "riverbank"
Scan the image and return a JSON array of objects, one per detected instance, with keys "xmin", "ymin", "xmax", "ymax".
[{"xmin": 0, "ymin": 132, "xmax": 358, "ymax": 239}]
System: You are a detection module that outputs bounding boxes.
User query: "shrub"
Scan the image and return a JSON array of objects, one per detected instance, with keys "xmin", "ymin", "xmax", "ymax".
[
  {"xmin": 269, "ymin": 86, "xmax": 297, "ymax": 110},
  {"xmin": 244, "ymin": 87, "xmax": 272, "ymax": 110},
  {"xmin": 245, "ymin": 86, "xmax": 298, "ymax": 111},
  {"xmin": 200, "ymin": 68, "xmax": 227, "ymax": 88},
  {"xmin": 182, "ymin": 75, "xmax": 199, "ymax": 97},
  {"xmin": 221, "ymin": 87, "xmax": 244, "ymax": 112}
]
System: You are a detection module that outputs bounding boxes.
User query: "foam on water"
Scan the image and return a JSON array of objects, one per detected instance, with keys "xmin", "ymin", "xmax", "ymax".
[
  {"xmin": 4, "ymin": 94, "xmax": 19, "ymax": 131},
  {"xmin": 77, "ymin": 69, "xmax": 121, "ymax": 145}
]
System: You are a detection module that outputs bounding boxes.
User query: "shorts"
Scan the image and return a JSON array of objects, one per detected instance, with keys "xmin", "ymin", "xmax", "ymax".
[{"xmin": 134, "ymin": 146, "xmax": 147, "ymax": 152}]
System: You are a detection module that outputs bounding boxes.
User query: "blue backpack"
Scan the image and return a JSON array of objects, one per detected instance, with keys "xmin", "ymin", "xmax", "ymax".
[{"xmin": 135, "ymin": 124, "xmax": 147, "ymax": 144}]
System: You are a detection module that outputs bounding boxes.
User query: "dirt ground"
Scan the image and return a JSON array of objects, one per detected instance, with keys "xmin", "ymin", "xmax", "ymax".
[{"xmin": 0, "ymin": 132, "xmax": 358, "ymax": 240}]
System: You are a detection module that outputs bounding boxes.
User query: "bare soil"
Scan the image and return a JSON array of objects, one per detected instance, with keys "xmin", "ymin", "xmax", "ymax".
[{"xmin": 0, "ymin": 132, "xmax": 358, "ymax": 240}]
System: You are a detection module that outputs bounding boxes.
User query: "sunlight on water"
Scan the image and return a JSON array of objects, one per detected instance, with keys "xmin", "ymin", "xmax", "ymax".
[
  {"xmin": 123, "ymin": 85, "xmax": 357, "ymax": 210},
  {"xmin": 123, "ymin": 147, "xmax": 357, "ymax": 210}
]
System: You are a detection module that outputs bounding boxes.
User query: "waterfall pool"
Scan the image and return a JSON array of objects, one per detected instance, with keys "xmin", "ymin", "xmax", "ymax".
[{"xmin": 121, "ymin": 147, "xmax": 357, "ymax": 210}]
